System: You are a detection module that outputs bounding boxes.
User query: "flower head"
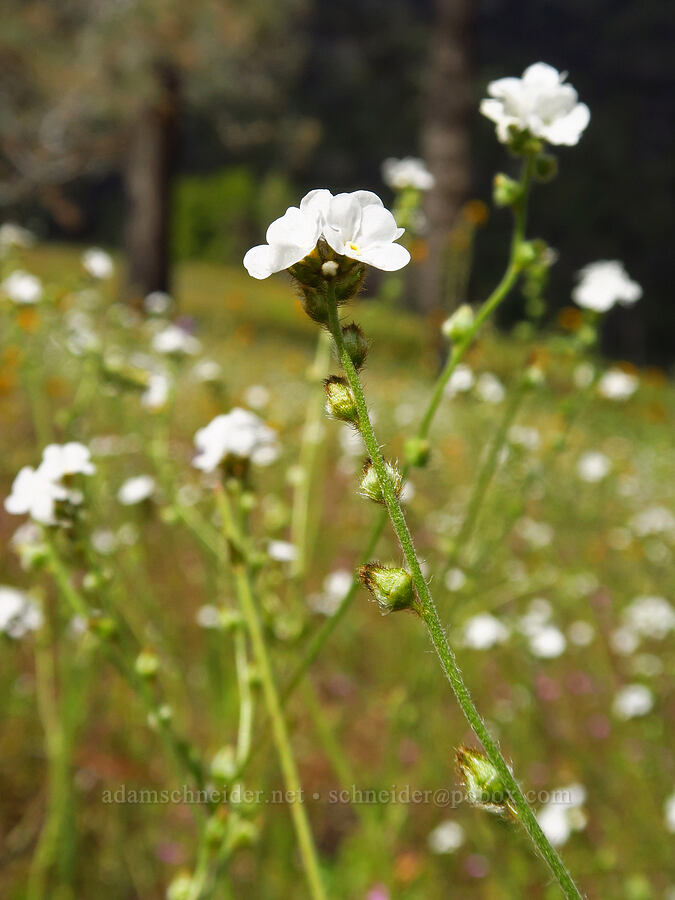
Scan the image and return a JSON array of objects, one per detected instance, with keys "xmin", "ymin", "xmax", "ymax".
[
  {"xmin": 243, "ymin": 205, "xmax": 322, "ymax": 280},
  {"xmin": 4, "ymin": 466, "xmax": 68, "ymax": 525},
  {"xmin": 481, "ymin": 63, "xmax": 590, "ymax": 147},
  {"xmin": 382, "ymin": 157, "xmax": 435, "ymax": 191},
  {"xmin": 152, "ymin": 323, "xmax": 201, "ymax": 356},
  {"xmin": 0, "ymin": 586, "xmax": 43, "ymax": 638},
  {"xmin": 118, "ymin": 475, "xmax": 156, "ymax": 506},
  {"xmin": 39, "ymin": 443, "xmax": 96, "ymax": 480},
  {"xmin": 572, "ymin": 261, "xmax": 642, "ymax": 313},
  {"xmin": 2, "ymin": 270, "xmax": 42, "ymax": 304},
  {"xmin": 193, "ymin": 408, "xmax": 279, "ymax": 473},
  {"xmin": 82, "ymin": 248, "xmax": 114, "ymax": 280}
]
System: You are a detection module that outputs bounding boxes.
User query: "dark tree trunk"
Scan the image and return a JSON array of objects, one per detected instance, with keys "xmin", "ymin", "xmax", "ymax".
[
  {"xmin": 123, "ymin": 64, "xmax": 179, "ymax": 304},
  {"xmin": 419, "ymin": 0, "xmax": 473, "ymax": 313}
]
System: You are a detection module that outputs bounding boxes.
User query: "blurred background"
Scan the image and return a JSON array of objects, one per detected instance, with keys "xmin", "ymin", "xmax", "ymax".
[{"xmin": 1, "ymin": 0, "xmax": 673, "ymax": 363}]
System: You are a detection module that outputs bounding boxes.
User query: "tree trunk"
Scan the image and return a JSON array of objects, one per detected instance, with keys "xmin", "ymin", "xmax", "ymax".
[
  {"xmin": 123, "ymin": 65, "xmax": 179, "ymax": 304},
  {"xmin": 418, "ymin": 0, "xmax": 473, "ymax": 313}
]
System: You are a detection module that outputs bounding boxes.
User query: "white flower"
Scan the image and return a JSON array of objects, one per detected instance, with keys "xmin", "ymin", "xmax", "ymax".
[
  {"xmin": 597, "ymin": 369, "xmax": 638, "ymax": 401},
  {"xmin": 144, "ymin": 291, "xmax": 172, "ymax": 315},
  {"xmin": 0, "ymin": 586, "xmax": 43, "ymax": 638},
  {"xmin": 444, "ymin": 364, "xmax": 474, "ymax": 396},
  {"xmin": 4, "ymin": 466, "xmax": 68, "ymax": 525},
  {"xmin": 572, "ymin": 261, "xmax": 642, "ymax": 313},
  {"xmin": 630, "ymin": 506, "xmax": 675, "ymax": 537},
  {"xmin": 193, "ymin": 408, "xmax": 279, "ymax": 472},
  {"xmin": 91, "ymin": 528, "xmax": 117, "ymax": 555},
  {"xmin": 462, "ymin": 613, "xmax": 509, "ymax": 650},
  {"xmin": 39, "ymin": 443, "xmax": 96, "ymax": 480},
  {"xmin": 82, "ymin": 247, "xmax": 114, "ymax": 280},
  {"xmin": 321, "ymin": 191, "xmax": 410, "ymax": 271},
  {"xmin": 529, "ymin": 624, "xmax": 567, "ymax": 658},
  {"xmin": 142, "ymin": 373, "xmax": 171, "ymax": 410},
  {"xmin": 577, "ymin": 451, "xmax": 611, "ymax": 483},
  {"xmin": 243, "ymin": 204, "xmax": 322, "ymax": 280},
  {"xmin": 2, "ymin": 270, "xmax": 42, "ymax": 304},
  {"xmin": 568, "ymin": 621, "xmax": 595, "ymax": 646},
  {"xmin": 537, "ymin": 784, "xmax": 587, "ymax": 847},
  {"xmin": 152, "ymin": 324, "xmax": 201, "ymax": 356},
  {"xmin": 665, "ymin": 791, "xmax": 675, "ymax": 834},
  {"xmin": 244, "ymin": 384, "xmax": 270, "ymax": 410},
  {"xmin": 573, "ymin": 361, "xmax": 596, "ymax": 389},
  {"xmin": 480, "ymin": 62, "xmax": 590, "ymax": 146},
  {"xmin": 623, "ymin": 596, "xmax": 675, "ymax": 641},
  {"xmin": 0, "ymin": 222, "xmax": 34, "ymax": 251},
  {"xmin": 382, "ymin": 157, "xmax": 435, "ymax": 191},
  {"xmin": 516, "ymin": 517, "xmax": 554, "ymax": 548},
  {"xmin": 427, "ymin": 820, "xmax": 464, "ymax": 854},
  {"xmin": 508, "ymin": 425, "xmax": 540, "ymax": 450},
  {"xmin": 476, "ymin": 372, "xmax": 505, "ymax": 404},
  {"xmin": 192, "ymin": 359, "xmax": 222, "ymax": 383},
  {"xmin": 196, "ymin": 605, "xmax": 222, "ymax": 629},
  {"xmin": 267, "ymin": 540, "xmax": 297, "ymax": 563},
  {"xmin": 613, "ymin": 683, "xmax": 654, "ymax": 719},
  {"xmin": 117, "ymin": 475, "xmax": 156, "ymax": 506},
  {"xmin": 444, "ymin": 568, "xmax": 467, "ymax": 591}
]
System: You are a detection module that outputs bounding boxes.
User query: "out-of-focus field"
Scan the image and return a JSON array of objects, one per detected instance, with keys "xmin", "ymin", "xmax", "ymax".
[{"xmin": 1, "ymin": 246, "xmax": 674, "ymax": 899}]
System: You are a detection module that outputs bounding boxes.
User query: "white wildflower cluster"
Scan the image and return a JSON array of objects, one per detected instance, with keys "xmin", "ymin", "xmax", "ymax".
[
  {"xmin": 193, "ymin": 408, "xmax": 280, "ymax": 472},
  {"xmin": 4, "ymin": 443, "xmax": 96, "ymax": 526},
  {"xmin": 427, "ymin": 820, "xmax": 464, "ymax": 854},
  {"xmin": 152, "ymin": 323, "xmax": 202, "ymax": 356},
  {"xmin": 2, "ymin": 270, "xmax": 43, "ymax": 304},
  {"xmin": 597, "ymin": 368, "xmax": 639, "ymax": 401},
  {"xmin": 244, "ymin": 189, "xmax": 410, "ymax": 280},
  {"xmin": 612, "ymin": 683, "xmax": 654, "ymax": 720},
  {"xmin": 308, "ymin": 569, "xmax": 353, "ymax": 617},
  {"xmin": 117, "ymin": 475, "xmax": 156, "ymax": 506},
  {"xmin": 572, "ymin": 261, "xmax": 642, "ymax": 313},
  {"xmin": 576, "ymin": 451, "xmax": 611, "ymax": 483},
  {"xmin": 537, "ymin": 784, "xmax": 587, "ymax": 847},
  {"xmin": 518, "ymin": 598, "xmax": 567, "ymax": 659},
  {"xmin": 481, "ymin": 63, "xmax": 590, "ymax": 147},
  {"xmin": 381, "ymin": 157, "xmax": 435, "ymax": 191},
  {"xmin": 0, "ymin": 222, "xmax": 35, "ymax": 253},
  {"xmin": 82, "ymin": 248, "xmax": 114, "ymax": 280},
  {"xmin": 462, "ymin": 613, "xmax": 509, "ymax": 650},
  {"xmin": 0, "ymin": 586, "xmax": 43, "ymax": 638}
]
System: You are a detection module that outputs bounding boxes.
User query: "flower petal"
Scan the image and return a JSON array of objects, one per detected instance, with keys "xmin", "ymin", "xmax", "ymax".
[
  {"xmin": 356, "ymin": 205, "xmax": 400, "ymax": 245},
  {"xmin": 243, "ymin": 245, "xmax": 275, "ymax": 280},
  {"xmin": 357, "ymin": 242, "xmax": 411, "ymax": 272}
]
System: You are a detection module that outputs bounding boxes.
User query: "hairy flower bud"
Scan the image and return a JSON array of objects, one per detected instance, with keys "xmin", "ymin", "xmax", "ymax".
[
  {"xmin": 532, "ymin": 152, "xmax": 558, "ymax": 183},
  {"xmin": 324, "ymin": 375, "xmax": 359, "ymax": 425},
  {"xmin": 456, "ymin": 746, "xmax": 512, "ymax": 814},
  {"xmin": 211, "ymin": 745, "xmax": 237, "ymax": 783},
  {"xmin": 493, "ymin": 173, "xmax": 523, "ymax": 208},
  {"xmin": 135, "ymin": 649, "xmax": 160, "ymax": 679},
  {"xmin": 514, "ymin": 241, "xmax": 539, "ymax": 269},
  {"xmin": 404, "ymin": 436, "xmax": 431, "ymax": 468},
  {"xmin": 358, "ymin": 563, "xmax": 418, "ymax": 615},
  {"xmin": 442, "ymin": 304, "xmax": 475, "ymax": 343},
  {"xmin": 359, "ymin": 457, "xmax": 403, "ymax": 503},
  {"xmin": 341, "ymin": 322, "xmax": 369, "ymax": 370}
]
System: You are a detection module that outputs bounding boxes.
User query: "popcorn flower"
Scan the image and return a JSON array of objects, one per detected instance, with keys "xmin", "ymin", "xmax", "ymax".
[
  {"xmin": 0, "ymin": 586, "xmax": 43, "ymax": 638},
  {"xmin": 381, "ymin": 157, "xmax": 435, "ymax": 191},
  {"xmin": 572, "ymin": 261, "xmax": 642, "ymax": 313},
  {"xmin": 193, "ymin": 408, "xmax": 280, "ymax": 472},
  {"xmin": 117, "ymin": 475, "xmax": 156, "ymax": 506},
  {"xmin": 2, "ymin": 270, "xmax": 43, "ymax": 304},
  {"xmin": 243, "ymin": 189, "xmax": 410, "ymax": 279},
  {"xmin": 39, "ymin": 443, "xmax": 96, "ymax": 481},
  {"xmin": 481, "ymin": 63, "xmax": 590, "ymax": 147},
  {"xmin": 152, "ymin": 324, "xmax": 202, "ymax": 356},
  {"xmin": 82, "ymin": 247, "xmax": 114, "ymax": 280}
]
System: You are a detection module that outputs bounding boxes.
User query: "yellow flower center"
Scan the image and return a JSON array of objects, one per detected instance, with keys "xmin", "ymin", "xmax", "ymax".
[{"xmin": 347, "ymin": 241, "xmax": 360, "ymax": 254}]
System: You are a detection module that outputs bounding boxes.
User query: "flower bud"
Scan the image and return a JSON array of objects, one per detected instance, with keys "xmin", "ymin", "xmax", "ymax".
[
  {"xmin": 321, "ymin": 260, "xmax": 339, "ymax": 278},
  {"xmin": 532, "ymin": 152, "xmax": 558, "ymax": 183},
  {"xmin": 227, "ymin": 814, "xmax": 259, "ymax": 850},
  {"xmin": 167, "ymin": 872, "xmax": 194, "ymax": 900},
  {"xmin": 404, "ymin": 436, "xmax": 430, "ymax": 468},
  {"xmin": 456, "ymin": 746, "xmax": 511, "ymax": 813},
  {"xmin": 299, "ymin": 286, "xmax": 329, "ymax": 325},
  {"xmin": 334, "ymin": 262, "xmax": 366, "ymax": 303},
  {"xmin": 341, "ymin": 322, "xmax": 369, "ymax": 370},
  {"xmin": 441, "ymin": 304, "xmax": 475, "ymax": 343},
  {"xmin": 135, "ymin": 649, "xmax": 160, "ymax": 679},
  {"xmin": 324, "ymin": 375, "xmax": 359, "ymax": 425},
  {"xmin": 493, "ymin": 173, "xmax": 523, "ymax": 208},
  {"xmin": 514, "ymin": 241, "xmax": 538, "ymax": 269},
  {"xmin": 358, "ymin": 563, "xmax": 418, "ymax": 615},
  {"xmin": 359, "ymin": 457, "xmax": 403, "ymax": 503},
  {"xmin": 211, "ymin": 745, "xmax": 237, "ymax": 783}
]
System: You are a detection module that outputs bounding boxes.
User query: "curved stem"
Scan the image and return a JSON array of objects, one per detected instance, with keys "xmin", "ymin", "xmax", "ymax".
[
  {"xmin": 325, "ymin": 288, "xmax": 582, "ymax": 900},
  {"xmin": 215, "ymin": 486, "xmax": 327, "ymax": 900}
]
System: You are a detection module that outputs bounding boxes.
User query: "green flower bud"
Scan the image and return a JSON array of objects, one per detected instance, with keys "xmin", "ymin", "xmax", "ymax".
[
  {"xmin": 227, "ymin": 814, "xmax": 259, "ymax": 851},
  {"xmin": 205, "ymin": 812, "xmax": 228, "ymax": 846},
  {"xmin": 456, "ymin": 746, "xmax": 510, "ymax": 813},
  {"xmin": 167, "ymin": 872, "xmax": 194, "ymax": 900},
  {"xmin": 493, "ymin": 173, "xmax": 523, "ymax": 208},
  {"xmin": 211, "ymin": 745, "xmax": 237, "ymax": 783},
  {"xmin": 219, "ymin": 609, "xmax": 244, "ymax": 631},
  {"xmin": 441, "ymin": 304, "xmax": 475, "ymax": 343},
  {"xmin": 404, "ymin": 436, "xmax": 431, "ymax": 468},
  {"xmin": 324, "ymin": 375, "xmax": 359, "ymax": 425},
  {"xmin": 514, "ymin": 241, "xmax": 538, "ymax": 269},
  {"xmin": 358, "ymin": 563, "xmax": 417, "ymax": 615},
  {"xmin": 532, "ymin": 152, "xmax": 558, "ymax": 183},
  {"xmin": 299, "ymin": 286, "xmax": 329, "ymax": 325},
  {"xmin": 341, "ymin": 322, "xmax": 369, "ymax": 370},
  {"xmin": 359, "ymin": 458, "xmax": 403, "ymax": 503},
  {"xmin": 90, "ymin": 615, "xmax": 117, "ymax": 640},
  {"xmin": 135, "ymin": 649, "xmax": 160, "ymax": 679},
  {"xmin": 334, "ymin": 262, "xmax": 366, "ymax": 303}
]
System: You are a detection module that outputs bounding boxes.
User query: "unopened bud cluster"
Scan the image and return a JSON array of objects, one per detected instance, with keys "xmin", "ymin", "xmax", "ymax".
[
  {"xmin": 359, "ymin": 458, "xmax": 403, "ymax": 503},
  {"xmin": 358, "ymin": 563, "xmax": 419, "ymax": 615},
  {"xmin": 456, "ymin": 746, "xmax": 514, "ymax": 815},
  {"xmin": 442, "ymin": 304, "xmax": 475, "ymax": 343},
  {"xmin": 324, "ymin": 376, "xmax": 359, "ymax": 425},
  {"xmin": 289, "ymin": 242, "xmax": 366, "ymax": 326}
]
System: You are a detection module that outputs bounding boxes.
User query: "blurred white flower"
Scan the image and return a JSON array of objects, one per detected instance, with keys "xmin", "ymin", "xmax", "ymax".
[
  {"xmin": 142, "ymin": 373, "xmax": 171, "ymax": 410},
  {"xmin": 382, "ymin": 157, "xmax": 435, "ymax": 191},
  {"xmin": 577, "ymin": 451, "xmax": 611, "ymax": 483},
  {"xmin": 572, "ymin": 261, "xmax": 642, "ymax": 313},
  {"xmin": 309, "ymin": 568, "xmax": 353, "ymax": 617},
  {"xmin": 665, "ymin": 791, "xmax": 675, "ymax": 833},
  {"xmin": 152, "ymin": 324, "xmax": 201, "ymax": 356},
  {"xmin": 476, "ymin": 372, "xmax": 505, "ymax": 404},
  {"xmin": 193, "ymin": 408, "xmax": 279, "ymax": 472},
  {"xmin": 82, "ymin": 247, "xmax": 114, "ymax": 280},
  {"xmin": 480, "ymin": 63, "xmax": 590, "ymax": 146},
  {"xmin": 427, "ymin": 820, "xmax": 464, "ymax": 854},
  {"xmin": 597, "ymin": 369, "xmax": 638, "ymax": 400},
  {"xmin": 40, "ymin": 443, "xmax": 96, "ymax": 480},
  {"xmin": 117, "ymin": 475, "xmax": 156, "ymax": 506},
  {"xmin": 629, "ymin": 506, "xmax": 675, "ymax": 537},
  {"xmin": 529, "ymin": 624, "xmax": 567, "ymax": 658},
  {"xmin": 623, "ymin": 596, "xmax": 675, "ymax": 641},
  {"xmin": 244, "ymin": 384, "xmax": 270, "ymax": 409},
  {"xmin": 516, "ymin": 517, "xmax": 554, "ymax": 548},
  {"xmin": 2, "ymin": 270, "xmax": 42, "ymax": 304},
  {"xmin": 612, "ymin": 683, "xmax": 654, "ymax": 719},
  {"xmin": 91, "ymin": 528, "xmax": 117, "ymax": 555},
  {"xmin": 0, "ymin": 586, "xmax": 43, "ymax": 638},
  {"xmin": 196, "ymin": 605, "xmax": 222, "ymax": 629},
  {"xmin": 573, "ymin": 361, "xmax": 596, "ymax": 389},
  {"xmin": 5, "ymin": 466, "xmax": 68, "ymax": 525},
  {"xmin": 0, "ymin": 222, "xmax": 34, "ymax": 251},
  {"xmin": 444, "ymin": 364, "xmax": 475, "ymax": 396},
  {"xmin": 568, "ymin": 620, "xmax": 595, "ymax": 646},
  {"xmin": 144, "ymin": 291, "xmax": 172, "ymax": 315},
  {"xmin": 192, "ymin": 359, "xmax": 222, "ymax": 383},
  {"xmin": 267, "ymin": 540, "xmax": 297, "ymax": 563},
  {"xmin": 462, "ymin": 613, "xmax": 509, "ymax": 650},
  {"xmin": 537, "ymin": 784, "xmax": 587, "ymax": 847},
  {"xmin": 610, "ymin": 626, "xmax": 640, "ymax": 656},
  {"xmin": 445, "ymin": 568, "xmax": 467, "ymax": 591},
  {"xmin": 508, "ymin": 425, "xmax": 540, "ymax": 450}
]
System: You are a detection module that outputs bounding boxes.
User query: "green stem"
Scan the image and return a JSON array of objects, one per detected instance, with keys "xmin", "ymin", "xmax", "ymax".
[
  {"xmin": 234, "ymin": 627, "xmax": 254, "ymax": 769},
  {"xmin": 215, "ymin": 486, "xmax": 327, "ymax": 900},
  {"xmin": 326, "ymin": 287, "xmax": 582, "ymax": 900}
]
